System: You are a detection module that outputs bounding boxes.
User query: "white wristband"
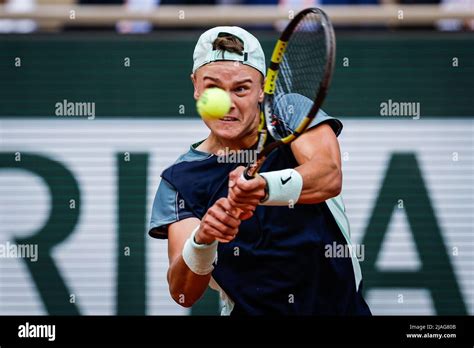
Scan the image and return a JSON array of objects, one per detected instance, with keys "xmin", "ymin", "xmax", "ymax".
[
  {"xmin": 259, "ymin": 168, "xmax": 303, "ymax": 206},
  {"xmin": 182, "ymin": 225, "xmax": 218, "ymax": 275}
]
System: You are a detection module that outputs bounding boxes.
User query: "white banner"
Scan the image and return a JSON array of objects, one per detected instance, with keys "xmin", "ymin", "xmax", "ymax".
[{"xmin": 0, "ymin": 118, "xmax": 472, "ymax": 315}]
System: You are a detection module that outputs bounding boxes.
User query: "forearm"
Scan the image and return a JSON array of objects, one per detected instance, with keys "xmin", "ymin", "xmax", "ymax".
[
  {"xmin": 166, "ymin": 202, "xmax": 238, "ymax": 308},
  {"xmin": 167, "ymin": 255, "xmax": 211, "ymax": 307},
  {"xmin": 295, "ymin": 157, "xmax": 342, "ymax": 204}
]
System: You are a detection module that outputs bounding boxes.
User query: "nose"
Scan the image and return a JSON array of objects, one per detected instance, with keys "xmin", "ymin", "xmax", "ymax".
[{"xmin": 229, "ymin": 93, "xmax": 237, "ymax": 112}]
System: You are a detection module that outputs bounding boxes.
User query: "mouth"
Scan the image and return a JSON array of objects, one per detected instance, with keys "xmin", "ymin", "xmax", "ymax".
[{"xmin": 219, "ymin": 116, "xmax": 239, "ymax": 122}]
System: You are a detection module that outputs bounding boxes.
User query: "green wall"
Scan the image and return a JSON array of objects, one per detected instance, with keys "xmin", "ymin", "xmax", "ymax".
[{"xmin": 1, "ymin": 31, "xmax": 473, "ymax": 118}]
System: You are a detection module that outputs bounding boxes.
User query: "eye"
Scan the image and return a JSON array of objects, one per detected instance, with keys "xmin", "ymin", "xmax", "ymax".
[{"xmin": 234, "ymin": 86, "xmax": 250, "ymax": 94}]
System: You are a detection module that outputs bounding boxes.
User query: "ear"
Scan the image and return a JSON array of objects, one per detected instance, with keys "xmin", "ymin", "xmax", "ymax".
[
  {"xmin": 258, "ymin": 76, "xmax": 265, "ymax": 103},
  {"xmin": 191, "ymin": 73, "xmax": 200, "ymax": 100}
]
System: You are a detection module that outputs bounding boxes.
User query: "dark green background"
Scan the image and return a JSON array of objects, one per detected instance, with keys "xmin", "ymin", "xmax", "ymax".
[{"xmin": 0, "ymin": 31, "xmax": 473, "ymax": 118}]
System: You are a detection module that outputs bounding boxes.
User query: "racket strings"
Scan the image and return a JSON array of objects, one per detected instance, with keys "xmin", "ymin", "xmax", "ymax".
[
  {"xmin": 271, "ymin": 11, "xmax": 329, "ymax": 139},
  {"xmin": 280, "ymin": 13, "xmax": 328, "ymax": 98}
]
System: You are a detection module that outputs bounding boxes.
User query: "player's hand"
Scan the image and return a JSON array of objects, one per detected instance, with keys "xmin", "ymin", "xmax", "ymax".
[
  {"xmin": 195, "ymin": 198, "xmax": 241, "ymax": 244},
  {"xmin": 228, "ymin": 166, "xmax": 267, "ymax": 220}
]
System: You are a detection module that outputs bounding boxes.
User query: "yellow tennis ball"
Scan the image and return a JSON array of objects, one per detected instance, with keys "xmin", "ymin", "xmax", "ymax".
[{"xmin": 196, "ymin": 88, "xmax": 231, "ymax": 119}]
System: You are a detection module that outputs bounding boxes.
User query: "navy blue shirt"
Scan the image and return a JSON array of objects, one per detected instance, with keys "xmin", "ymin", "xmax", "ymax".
[{"xmin": 149, "ymin": 110, "xmax": 371, "ymax": 315}]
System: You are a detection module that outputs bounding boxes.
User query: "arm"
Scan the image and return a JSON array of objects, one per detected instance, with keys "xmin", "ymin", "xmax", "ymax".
[
  {"xmin": 291, "ymin": 123, "xmax": 342, "ymax": 204},
  {"xmin": 167, "ymin": 198, "xmax": 240, "ymax": 308},
  {"xmin": 227, "ymin": 123, "xmax": 342, "ymax": 208},
  {"xmin": 167, "ymin": 218, "xmax": 209, "ymax": 308}
]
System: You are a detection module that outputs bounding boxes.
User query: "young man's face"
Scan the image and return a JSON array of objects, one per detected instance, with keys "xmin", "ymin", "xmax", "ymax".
[{"xmin": 191, "ymin": 61, "xmax": 264, "ymax": 145}]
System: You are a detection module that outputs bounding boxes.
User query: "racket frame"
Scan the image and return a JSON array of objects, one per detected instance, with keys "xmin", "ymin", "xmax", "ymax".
[{"xmin": 244, "ymin": 7, "xmax": 336, "ymax": 179}]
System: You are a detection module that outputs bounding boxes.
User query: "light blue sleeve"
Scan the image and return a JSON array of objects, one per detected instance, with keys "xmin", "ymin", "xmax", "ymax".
[
  {"xmin": 306, "ymin": 108, "xmax": 343, "ymax": 136},
  {"xmin": 148, "ymin": 178, "xmax": 194, "ymax": 239},
  {"xmin": 273, "ymin": 93, "xmax": 343, "ymax": 137}
]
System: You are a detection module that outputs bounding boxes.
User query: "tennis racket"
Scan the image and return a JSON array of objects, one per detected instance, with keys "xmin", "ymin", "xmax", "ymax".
[
  {"xmin": 241, "ymin": 7, "xmax": 336, "ymax": 180},
  {"xmin": 233, "ymin": 7, "xmax": 336, "ymax": 195}
]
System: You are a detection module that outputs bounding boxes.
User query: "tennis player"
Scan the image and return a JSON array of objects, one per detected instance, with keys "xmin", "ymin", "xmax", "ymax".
[{"xmin": 149, "ymin": 26, "xmax": 371, "ymax": 315}]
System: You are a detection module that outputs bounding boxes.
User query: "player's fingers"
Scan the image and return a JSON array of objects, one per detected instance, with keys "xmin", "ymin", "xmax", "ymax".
[
  {"xmin": 227, "ymin": 189, "xmax": 239, "ymax": 203},
  {"xmin": 229, "ymin": 185, "xmax": 264, "ymax": 203},
  {"xmin": 215, "ymin": 236, "xmax": 233, "ymax": 243},
  {"xmin": 239, "ymin": 210, "xmax": 254, "ymax": 220},
  {"xmin": 211, "ymin": 230, "xmax": 235, "ymax": 243},
  {"xmin": 210, "ymin": 232, "xmax": 234, "ymax": 243},
  {"xmin": 204, "ymin": 213, "xmax": 239, "ymax": 238},
  {"xmin": 202, "ymin": 223, "xmax": 235, "ymax": 243},
  {"xmin": 216, "ymin": 197, "xmax": 233, "ymax": 208},
  {"xmin": 224, "ymin": 196, "xmax": 255, "ymax": 217},
  {"xmin": 228, "ymin": 192, "xmax": 260, "ymax": 209},
  {"xmin": 237, "ymin": 204, "xmax": 257, "ymax": 212},
  {"xmin": 210, "ymin": 229, "xmax": 237, "ymax": 243},
  {"xmin": 236, "ymin": 175, "xmax": 264, "ymax": 192},
  {"xmin": 228, "ymin": 166, "xmax": 245, "ymax": 188},
  {"xmin": 232, "ymin": 200, "xmax": 259, "ymax": 211},
  {"xmin": 207, "ymin": 205, "xmax": 241, "ymax": 229},
  {"xmin": 217, "ymin": 197, "xmax": 245, "ymax": 217},
  {"xmin": 228, "ymin": 188, "xmax": 259, "ymax": 204},
  {"xmin": 220, "ymin": 198, "xmax": 246, "ymax": 220}
]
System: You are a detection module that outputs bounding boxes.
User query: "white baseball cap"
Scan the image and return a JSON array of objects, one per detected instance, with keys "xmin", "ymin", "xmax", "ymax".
[{"xmin": 192, "ymin": 26, "xmax": 266, "ymax": 77}]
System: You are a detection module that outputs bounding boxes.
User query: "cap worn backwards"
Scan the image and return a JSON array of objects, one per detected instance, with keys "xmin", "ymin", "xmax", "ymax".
[{"xmin": 192, "ymin": 26, "xmax": 266, "ymax": 77}]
